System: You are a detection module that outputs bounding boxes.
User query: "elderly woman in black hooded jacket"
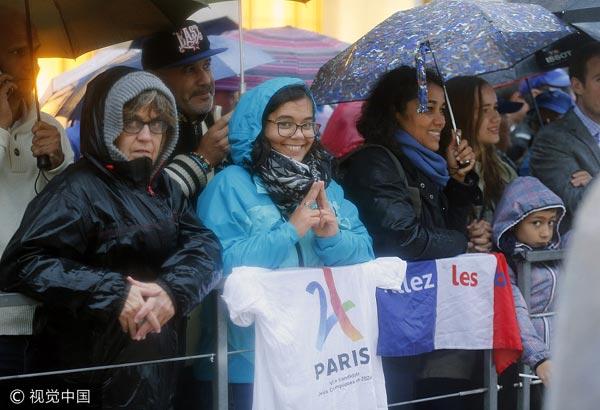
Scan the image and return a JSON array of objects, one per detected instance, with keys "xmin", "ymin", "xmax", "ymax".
[{"xmin": 0, "ymin": 66, "xmax": 222, "ymax": 409}]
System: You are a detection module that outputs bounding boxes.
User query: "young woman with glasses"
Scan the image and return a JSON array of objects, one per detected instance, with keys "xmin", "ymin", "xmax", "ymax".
[{"xmin": 193, "ymin": 77, "xmax": 374, "ymax": 410}]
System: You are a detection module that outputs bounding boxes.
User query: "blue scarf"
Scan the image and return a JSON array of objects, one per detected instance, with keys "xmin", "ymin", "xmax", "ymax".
[{"xmin": 394, "ymin": 129, "xmax": 450, "ymax": 188}]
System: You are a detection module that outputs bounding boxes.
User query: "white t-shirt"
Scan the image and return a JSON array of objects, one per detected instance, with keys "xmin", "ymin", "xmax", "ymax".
[{"xmin": 223, "ymin": 257, "xmax": 407, "ymax": 410}]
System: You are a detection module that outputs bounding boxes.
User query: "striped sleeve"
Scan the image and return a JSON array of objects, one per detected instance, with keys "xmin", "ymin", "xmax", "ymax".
[{"xmin": 165, "ymin": 154, "xmax": 208, "ymax": 198}]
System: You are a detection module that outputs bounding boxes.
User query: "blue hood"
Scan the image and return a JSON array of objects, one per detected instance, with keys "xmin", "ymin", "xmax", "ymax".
[
  {"xmin": 492, "ymin": 176, "xmax": 565, "ymax": 252},
  {"xmin": 228, "ymin": 77, "xmax": 317, "ymax": 169}
]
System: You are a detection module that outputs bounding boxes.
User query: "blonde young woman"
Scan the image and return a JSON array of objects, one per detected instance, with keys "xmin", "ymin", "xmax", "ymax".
[{"xmin": 442, "ymin": 76, "xmax": 518, "ymax": 226}]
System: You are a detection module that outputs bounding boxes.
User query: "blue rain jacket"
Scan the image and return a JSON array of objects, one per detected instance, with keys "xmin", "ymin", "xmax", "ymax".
[{"xmin": 195, "ymin": 77, "xmax": 374, "ymax": 383}]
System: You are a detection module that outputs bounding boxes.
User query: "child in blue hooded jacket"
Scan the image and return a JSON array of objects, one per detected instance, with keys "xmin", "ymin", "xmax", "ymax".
[
  {"xmin": 493, "ymin": 176, "xmax": 566, "ymax": 408},
  {"xmin": 194, "ymin": 77, "xmax": 374, "ymax": 409}
]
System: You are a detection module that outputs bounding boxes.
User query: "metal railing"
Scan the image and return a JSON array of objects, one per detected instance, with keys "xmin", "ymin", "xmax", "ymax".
[
  {"xmin": 515, "ymin": 249, "xmax": 564, "ymax": 410},
  {"xmin": 0, "ymin": 250, "xmax": 563, "ymax": 410}
]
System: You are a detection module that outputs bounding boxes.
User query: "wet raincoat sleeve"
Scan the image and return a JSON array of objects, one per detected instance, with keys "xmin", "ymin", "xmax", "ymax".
[
  {"xmin": 158, "ymin": 182, "xmax": 223, "ymax": 316},
  {"xmin": 313, "ymin": 180, "xmax": 374, "ymax": 266},
  {"xmin": 197, "ymin": 167, "xmax": 299, "ymax": 273},
  {"xmin": 0, "ymin": 174, "xmax": 223, "ymax": 321},
  {"xmin": 0, "ymin": 186, "xmax": 130, "ymax": 320}
]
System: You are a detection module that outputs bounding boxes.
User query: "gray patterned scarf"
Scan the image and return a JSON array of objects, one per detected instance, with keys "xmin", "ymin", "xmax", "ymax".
[{"xmin": 257, "ymin": 149, "xmax": 331, "ymax": 217}]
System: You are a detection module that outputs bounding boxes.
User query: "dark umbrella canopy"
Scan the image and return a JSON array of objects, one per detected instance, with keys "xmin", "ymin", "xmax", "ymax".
[
  {"xmin": 481, "ymin": 29, "xmax": 594, "ymax": 86},
  {"xmin": 310, "ymin": 0, "xmax": 575, "ymax": 105},
  {"xmin": 511, "ymin": 0, "xmax": 600, "ymax": 40},
  {"xmin": 1, "ymin": 0, "xmax": 207, "ymax": 58}
]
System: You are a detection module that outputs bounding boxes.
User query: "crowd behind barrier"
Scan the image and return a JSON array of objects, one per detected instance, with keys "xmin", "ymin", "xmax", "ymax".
[{"xmin": 0, "ymin": 250, "xmax": 564, "ymax": 410}]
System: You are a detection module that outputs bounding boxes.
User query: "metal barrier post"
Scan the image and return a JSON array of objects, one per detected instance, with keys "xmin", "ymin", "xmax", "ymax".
[
  {"xmin": 213, "ymin": 287, "xmax": 229, "ymax": 410},
  {"xmin": 483, "ymin": 350, "xmax": 498, "ymax": 410},
  {"xmin": 516, "ymin": 249, "xmax": 564, "ymax": 410},
  {"xmin": 516, "ymin": 255, "xmax": 532, "ymax": 410}
]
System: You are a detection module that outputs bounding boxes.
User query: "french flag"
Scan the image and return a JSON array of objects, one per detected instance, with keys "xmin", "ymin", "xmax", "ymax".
[{"xmin": 376, "ymin": 253, "xmax": 522, "ymax": 374}]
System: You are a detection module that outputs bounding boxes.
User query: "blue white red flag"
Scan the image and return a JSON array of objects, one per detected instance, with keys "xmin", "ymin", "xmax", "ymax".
[{"xmin": 376, "ymin": 253, "xmax": 522, "ymax": 374}]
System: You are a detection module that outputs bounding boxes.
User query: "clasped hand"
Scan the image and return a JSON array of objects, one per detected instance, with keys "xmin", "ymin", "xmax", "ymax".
[
  {"xmin": 289, "ymin": 181, "xmax": 339, "ymax": 239},
  {"xmin": 467, "ymin": 219, "xmax": 493, "ymax": 253},
  {"xmin": 118, "ymin": 276, "xmax": 175, "ymax": 341}
]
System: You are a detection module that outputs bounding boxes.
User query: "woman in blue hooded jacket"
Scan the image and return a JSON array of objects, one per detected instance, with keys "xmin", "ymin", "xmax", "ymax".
[{"xmin": 195, "ymin": 77, "xmax": 374, "ymax": 409}]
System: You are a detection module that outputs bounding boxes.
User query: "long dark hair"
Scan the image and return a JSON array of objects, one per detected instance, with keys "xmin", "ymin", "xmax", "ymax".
[
  {"xmin": 442, "ymin": 76, "xmax": 506, "ymax": 208},
  {"xmin": 357, "ymin": 65, "xmax": 442, "ymax": 147},
  {"xmin": 250, "ymin": 84, "xmax": 328, "ymax": 172}
]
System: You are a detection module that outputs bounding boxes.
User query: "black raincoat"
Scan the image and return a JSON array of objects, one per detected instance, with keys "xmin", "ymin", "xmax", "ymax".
[{"xmin": 0, "ymin": 67, "xmax": 223, "ymax": 409}]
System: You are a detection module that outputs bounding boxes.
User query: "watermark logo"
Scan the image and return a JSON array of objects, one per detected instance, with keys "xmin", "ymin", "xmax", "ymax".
[
  {"xmin": 306, "ymin": 267, "xmax": 363, "ymax": 351},
  {"xmin": 6, "ymin": 388, "xmax": 90, "ymax": 405},
  {"xmin": 9, "ymin": 389, "xmax": 24, "ymax": 404}
]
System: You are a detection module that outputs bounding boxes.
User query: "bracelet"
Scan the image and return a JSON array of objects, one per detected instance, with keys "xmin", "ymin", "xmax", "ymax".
[{"xmin": 190, "ymin": 151, "xmax": 213, "ymax": 173}]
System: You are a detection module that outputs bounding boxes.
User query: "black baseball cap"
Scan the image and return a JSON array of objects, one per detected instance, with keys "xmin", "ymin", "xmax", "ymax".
[{"xmin": 142, "ymin": 20, "xmax": 227, "ymax": 70}]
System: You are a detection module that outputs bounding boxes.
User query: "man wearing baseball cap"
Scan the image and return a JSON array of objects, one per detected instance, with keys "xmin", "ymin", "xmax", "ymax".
[{"xmin": 142, "ymin": 20, "xmax": 231, "ymax": 201}]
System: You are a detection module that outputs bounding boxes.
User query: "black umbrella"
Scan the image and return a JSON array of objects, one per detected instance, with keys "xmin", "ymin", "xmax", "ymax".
[
  {"xmin": 480, "ymin": 29, "xmax": 594, "ymax": 87},
  {"xmin": 512, "ymin": 0, "xmax": 600, "ymax": 40},
  {"xmin": 4, "ymin": 0, "xmax": 207, "ymax": 168}
]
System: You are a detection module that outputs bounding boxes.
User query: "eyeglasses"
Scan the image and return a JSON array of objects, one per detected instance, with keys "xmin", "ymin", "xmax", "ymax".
[
  {"xmin": 266, "ymin": 120, "xmax": 321, "ymax": 138},
  {"xmin": 122, "ymin": 119, "xmax": 169, "ymax": 134}
]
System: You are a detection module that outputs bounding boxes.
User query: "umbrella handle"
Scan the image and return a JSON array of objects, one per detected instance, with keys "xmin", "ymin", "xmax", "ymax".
[
  {"xmin": 237, "ymin": 0, "xmax": 246, "ymax": 94},
  {"xmin": 428, "ymin": 44, "xmax": 469, "ymax": 167},
  {"xmin": 427, "ymin": 42, "xmax": 457, "ymax": 133},
  {"xmin": 24, "ymin": 0, "xmax": 40, "ymax": 123},
  {"xmin": 441, "ymin": 82, "xmax": 458, "ymax": 137},
  {"xmin": 442, "ymin": 83, "xmax": 469, "ymax": 168},
  {"xmin": 24, "ymin": 0, "xmax": 50, "ymax": 170}
]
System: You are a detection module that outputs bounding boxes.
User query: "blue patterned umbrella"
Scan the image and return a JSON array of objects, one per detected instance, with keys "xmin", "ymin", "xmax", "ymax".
[{"xmin": 310, "ymin": 0, "xmax": 575, "ymax": 104}]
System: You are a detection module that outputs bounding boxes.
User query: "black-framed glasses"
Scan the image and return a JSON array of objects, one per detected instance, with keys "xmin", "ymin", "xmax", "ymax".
[
  {"xmin": 266, "ymin": 120, "xmax": 321, "ymax": 138},
  {"xmin": 122, "ymin": 119, "xmax": 169, "ymax": 134}
]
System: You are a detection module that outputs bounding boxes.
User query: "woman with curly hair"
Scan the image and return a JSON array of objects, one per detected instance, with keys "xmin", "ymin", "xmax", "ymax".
[{"xmin": 335, "ymin": 66, "xmax": 488, "ymax": 409}]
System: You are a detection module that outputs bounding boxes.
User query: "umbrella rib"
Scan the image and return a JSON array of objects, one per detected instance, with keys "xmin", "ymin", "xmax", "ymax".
[{"xmin": 53, "ymin": 0, "xmax": 76, "ymax": 57}]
